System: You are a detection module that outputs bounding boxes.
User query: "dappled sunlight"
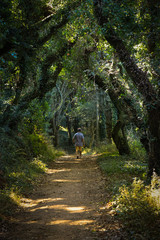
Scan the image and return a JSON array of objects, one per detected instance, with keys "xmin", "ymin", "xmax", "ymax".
[
  {"xmin": 47, "ymin": 168, "xmax": 71, "ymax": 174},
  {"xmin": 65, "ymin": 206, "xmax": 86, "ymax": 212},
  {"xmin": 60, "ymin": 156, "xmax": 73, "ymax": 159},
  {"xmin": 31, "ymin": 204, "xmax": 87, "ymax": 213},
  {"xmin": 20, "ymin": 198, "xmax": 38, "ymax": 208},
  {"xmin": 20, "ymin": 197, "xmax": 64, "ymax": 208},
  {"xmin": 56, "ymin": 160, "xmax": 82, "ymax": 164},
  {"xmin": 52, "ymin": 179, "xmax": 81, "ymax": 183},
  {"xmin": 47, "ymin": 219, "xmax": 95, "ymax": 226}
]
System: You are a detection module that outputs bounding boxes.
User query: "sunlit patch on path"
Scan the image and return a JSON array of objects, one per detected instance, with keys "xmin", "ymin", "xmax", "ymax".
[{"xmin": 47, "ymin": 219, "xmax": 95, "ymax": 226}]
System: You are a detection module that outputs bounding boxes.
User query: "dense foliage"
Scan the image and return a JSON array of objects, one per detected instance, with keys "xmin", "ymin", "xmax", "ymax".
[{"xmin": 0, "ymin": 1, "xmax": 160, "ymax": 236}]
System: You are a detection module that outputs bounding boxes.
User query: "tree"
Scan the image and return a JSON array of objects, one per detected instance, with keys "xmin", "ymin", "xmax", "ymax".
[
  {"xmin": 0, "ymin": 0, "xmax": 81, "ymax": 129},
  {"xmin": 93, "ymin": 0, "xmax": 160, "ymax": 176},
  {"xmin": 1, "ymin": 0, "xmax": 159, "ymax": 177}
]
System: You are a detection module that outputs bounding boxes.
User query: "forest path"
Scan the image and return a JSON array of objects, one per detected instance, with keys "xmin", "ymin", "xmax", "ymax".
[{"xmin": 5, "ymin": 155, "xmax": 124, "ymax": 240}]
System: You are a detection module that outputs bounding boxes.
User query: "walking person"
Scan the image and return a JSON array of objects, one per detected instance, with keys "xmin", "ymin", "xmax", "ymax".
[{"xmin": 72, "ymin": 128, "xmax": 85, "ymax": 159}]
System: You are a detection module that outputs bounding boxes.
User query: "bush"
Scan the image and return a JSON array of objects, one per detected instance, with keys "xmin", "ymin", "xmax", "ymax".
[
  {"xmin": 24, "ymin": 132, "xmax": 59, "ymax": 162},
  {"xmin": 95, "ymin": 143, "xmax": 118, "ymax": 155},
  {"xmin": 114, "ymin": 176, "xmax": 160, "ymax": 239},
  {"xmin": 129, "ymin": 138, "xmax": 146, "ymax": 160},
  {"xmin": 0, "ymin": 189, "xmax": 19, "ymax": 217},
  {"xmin": 0, "ymin": 129, "xmax": 64, "ymax": 217}
]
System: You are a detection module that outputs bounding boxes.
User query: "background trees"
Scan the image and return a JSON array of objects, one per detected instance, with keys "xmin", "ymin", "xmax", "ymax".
[{"xmin": 0, "ymin": 0, "xmax": 160, "ymax": 176}]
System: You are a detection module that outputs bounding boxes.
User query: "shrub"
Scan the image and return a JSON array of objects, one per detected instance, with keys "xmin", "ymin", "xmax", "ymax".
[
  {"xmin": 24, "ymin": 132, "xmax": 56, "ymax": 162},
  {"xmin": 95, "ymin": 143, "xmax": 118, "ymax": 155},
  {"xmin": 0, "ymin": 189, "xmax": 19, "ymax": 217},
  {"xmin": 0, "ymin": 128, "xmax": 64, "ymax": 216},
  {"xmin": 114, "ymin": 176, "xmax": 160, "ymax": 239},
  {"xmin": 129, "ymin": 138, "xmax": 146, "ymax": 160}
]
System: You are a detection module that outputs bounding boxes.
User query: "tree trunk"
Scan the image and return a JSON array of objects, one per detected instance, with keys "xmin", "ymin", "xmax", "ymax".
[
  {"xmin": 105, "ymin": 100, "xmax": 113, "ymax": 144},
  {"xmin": 148, "ymin": 107, "xmax": 160, "ymax": 176},
  {"xmin": 66, "ymin": 114, "xmax": 72, "ymax": 145},
  {"xmin": 73, "ymin": 117, "xmax": 79, "ymax": 133},
  {"xmin": 89, "ymin": 120, "xmax": 95, "ymax": 148},
  {"xmin": 112, "ymin": 120, "xmax": 130, "ymax": 155},
  {"xmin": 99, "ymin": 111, "xmax": 106, "ymax": 141},
  {"xmin": 96, "ymin": 87, "xmax": 99, "ymax": 144},
  {"xmin": 140, "ymin": 131, "xmax": 149, "ymax": 154},
  {"xmin": 53, "ymin": 113, "xmax": 59, "ymax": 147}
]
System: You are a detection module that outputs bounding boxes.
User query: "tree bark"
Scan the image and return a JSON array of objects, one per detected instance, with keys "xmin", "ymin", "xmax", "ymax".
[
  {"xmin": 95, "ymin": 86, "xmax": 99, "ymax": 144},
  {"xmin": 112, "ymin": 120, "xmax": 130, "ymax": 155},
  {"xmin": 52, "ymin": 113, "xmax": 59, "ymax": 147},
  {"xmin": 105, "ymin": 106, "xmax": 112, "ymax": 144},
  {"xmin": 108, "ymin": 89, "xmax": 131, "ymax": 155},
  {"xmin": 66, "ymin": 114, "xmax": 72, "ymax": 145},
  {"xmin": 89, "ymin": 120, "xmax": 96, "ymax": 148},
  {"xmin": 148, "ymin": 106, "xmax": 160, "ymax": 176}
]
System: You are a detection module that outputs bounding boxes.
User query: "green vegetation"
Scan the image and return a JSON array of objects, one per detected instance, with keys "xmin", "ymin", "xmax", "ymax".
[
  {"xmin": 97, "ymin": 143, "xmax": 160, "ymax": 239},
  {"xmin": 0, "ymin": 128, "xmax": 64, "ymax": 218},
  {"xmin": 0, "ymin": 0, "xmax": 160, "ymax": 236},
  {"xmin": 115, "ymin": 178, "xmax": 160, "ymax": 239},
  {"xmin": 1, "ymin": 0, "xmax": 160, "ymax": 176}
]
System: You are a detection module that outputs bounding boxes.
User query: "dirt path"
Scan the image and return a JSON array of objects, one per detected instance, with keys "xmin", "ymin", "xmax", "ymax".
[{"xmin": 4, "ymin": 155, "xmax": 125, "ymax": 240}]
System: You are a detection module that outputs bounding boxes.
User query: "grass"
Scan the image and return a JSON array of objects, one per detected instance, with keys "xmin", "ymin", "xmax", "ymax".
[
  {"xmin": 97, "ymin": 144, "xmax": 147, "ymax": 194},
  {"xmin": 97, "ymin": 143, "xmax": 160, "ymax": 240}
]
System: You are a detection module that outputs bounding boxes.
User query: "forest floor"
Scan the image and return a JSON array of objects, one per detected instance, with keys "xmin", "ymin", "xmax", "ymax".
[{"xmin": 1, "ymin": 154, "xmax": 128, "ymax": 240}]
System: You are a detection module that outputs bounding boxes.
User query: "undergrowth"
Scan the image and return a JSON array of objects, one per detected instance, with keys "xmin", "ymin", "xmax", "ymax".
[
  {"xmin": 97, "ymin": 143, "xmax": 160, "ymax": 240},
  {"xmin": 0, "ymin": 129, "xmax": 64, "ymax": 219}
]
